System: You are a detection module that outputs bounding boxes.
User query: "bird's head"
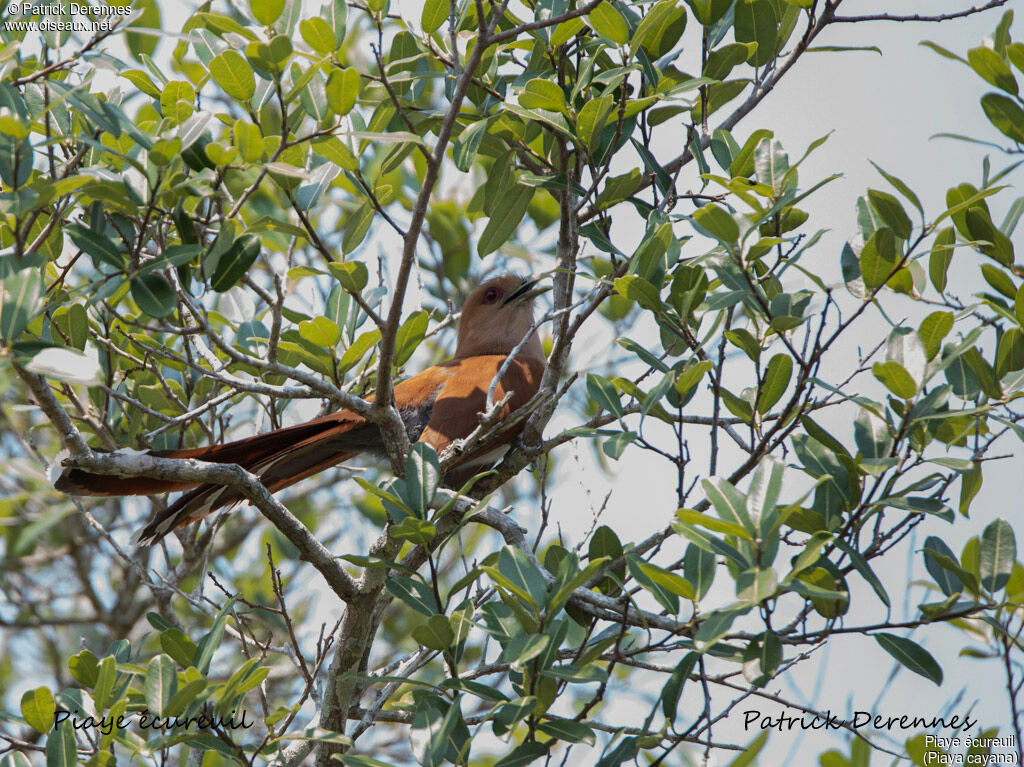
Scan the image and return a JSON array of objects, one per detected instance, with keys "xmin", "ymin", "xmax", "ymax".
[{"xmin": 454, "ymin": 275, "xmax": 549, "ymax": 360}]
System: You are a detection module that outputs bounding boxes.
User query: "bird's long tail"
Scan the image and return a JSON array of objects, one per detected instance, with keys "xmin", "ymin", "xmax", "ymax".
[{"xmin": 54, "ymin": 413, "xmax": 379, "ymax": 544}]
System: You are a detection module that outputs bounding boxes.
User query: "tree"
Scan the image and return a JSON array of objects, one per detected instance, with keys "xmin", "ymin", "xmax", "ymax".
[{"xmin": 1, "ymin": 0, "xmax": 1022, "ymax": 765}]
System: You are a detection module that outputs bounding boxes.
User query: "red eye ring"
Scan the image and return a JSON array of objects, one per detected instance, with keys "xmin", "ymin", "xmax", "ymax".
[{"xmin": 483, "ymin": 286, "xmax": 503, "ymax": 304}]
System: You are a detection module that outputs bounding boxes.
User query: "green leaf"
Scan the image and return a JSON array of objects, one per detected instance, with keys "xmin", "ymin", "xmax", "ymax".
[
  {"xmin": 67, "ymin": 223, "xmax": 125, "ymax": 270},
  {"xmin": 386, "ymin": 576, "xmax": 438, "ymax": 616},
  {"xmin": 923, "ymin": 537, "xmax": 966, "ymax": 596},
  {"xmin": 452, "ymin": 117, "xmax": 492, "ymax": 172},
  {"xmin": 625, "ymin": 554, "xmax": 680, "ymax": 614},
  {"xmin": 853, "ymin": 408, "xmax": 892, "ymax": 462},
  {"xmin": 920, "ymin": 39, "xmax": 968, "ymax": 64},
  {"xmin": 165, "ymin": 678, "xmax": 207, "ymax": 714},
  {"xmin": 640, "ymin": 559, "xmax": 695, "ymax": 600},
  {"xmin": 929, "ymin": 227, "xmax": 955, "ymax": 293},
  {"xmin": 421, "ymin": 0, "xmax": 447, "ymax": 33},
  {"xmin": 962, "ymin": 346, "xmax": 1002, "ymax": 399},
  {"xmin": 589, "ymin": 525, "xmax": 624, "ymax": 595},
  {"xmin": 234, "ymin": 120, "xmax": 266, "ymax": 163},
  {"xmin": 758, "ymin": 354, "xmax": 792, "ymax": 414},
  {"xmin": 194, "ymin": 596, "xmax": 236, "ymax": 674},
  {"xmin": 586, "ymin": 373, "xmax": 623, "ymax": 418},
  {"xmin": 602, "ymin": 430, "xmax": 637, "ymax": 459},
  {"xmin": 93, "ymin": 655, "xmax": 116, "ymax": 710},
  {"xmin": 536, "ymin": 719, "xmax": 596, "ymax": 745},
  {"xmin": 577, "ymin": 96, "xmax": 616, "ymax": 151},
  {"xmin": 327, "ymin": 67, "xmax": 361, "ymax": 116},
  {"xmin": 68, "ymin": 650, "xmax": 99, "ymax": 688},
  {"xmin": 694, "ymin": 606, "xmax": 746, "ymax": 651},
  {"xmin": 748, "ymin": 455, "xmax": 784, "ymax": 539},
  {"xmin": 742, "ymin": 629, "xmax": 782, "ymax": 686},
  {"xmin": 730, "ymin": 129, "xmax": 773, "ymax": 177},
  {"xmin": 299, "ymin": 17, "xmax": 337, "ymax": 54},
  {"xmin": 211, "ymin": 234, "xmax": 261, "ymax": 292},
  {"xmin": 692, "ymin": 204, "xmax": 739, "ymax": 244},
  {"xmin": 964, "ymin": 206, "xmax": 1015, "ymax": 265},
  {"xmin": 980, "ymin": 518, "xmax": 1016, "ymax": 592},
  {"xmin": 868, "ymin": 189, "xmax": 912, "ymax": 239},
  {"xmin": 834, "ymin": 539, "xmax": 890, "ymax": 607},
  {"xmin": 337, "ymin": 756, "xmax": 399, "ymax": 767},
  {"xmin": 441, "ymin": 678, "xmax": 508, "ymax": 702},
  {"xmin": 727, "ymin": 733, "xmax": 769, "ymax": 767},
  {"xmin": 250, "ymin": 0, "xmax": 284, "ymax": 25},
  {"xmin": 736, "ymin": 567, "xmax": 778, "ymax": 603},
  {"xmin": 632, "ymin": 0, "xmax": 687, "ymax": 57},
  {"xmin": 502, "ymin": 634, "xmax": 550, "ymax": 668},
  {"xmin": 121, "ymin": 69, "xmax": 162, "ymax": 98},
  {"xmin": 997, "ymin": 328, "xmax": 1024, "ymax": 377},
  {"xmin": 544, "ymin": 663, "xmax": 607, "ymax": 684},
  {"xmin": 0, "ymin": 266, "xmax": 43, "ymax": 342},
  {"xmin": 551, "ymin": 16, "xmax": 585, "ymax": 47},
  {"xmin": 518, "ymin": 79, "xmax": 566, "ymax": 113},
  {"xmin": 614, "ymin": 275, "xmax": 662, "ymax": 311},
  {"xmin": 919, "ymin": 311, "xmax": 953, "ymax": 361},
  {"xmin": 660, "ymin": 651, "xmax": 699, "ymax": 723},
  {"xmin": 218, "ymin": 658, "xmax": 269, "ymax": 712},
  {"xmin": 674, "ymin": 507, "xmax": 748, "ymax": 539},
  {"xmin": 873, "ymin": 633, "xmax": 943, "ymax": 685},
  {"xmin": 299, "ymin": 316, "xmax": 340, "ymax": 348},
  {"xmin": 328, "ymin": 260, "xmax": 369, "ymax": 292},
  {"xmin": 754, "ymin": 138, "xmax": 788, "ymax": 192},
  {"xmin": 394, "ymin": 309, "xmax": 428, "ymax": 366},
  {"xmin": 160, "ymin": 628, "xmax": 198, "ymax": 668},
  {"xmin": 588, "ymin": 2, "xmax": 628, "ymax": 44},
  {"xmin": 968, "ymin": 46, "xmax": 1018, "ymax": 95},
  {"xmin": 338, "ymin": 329, "xmax": 380, "ymax": 373},
  {"xmin": 20, "ymin": 687, "xmax": 55, "ymax": 734},
  {"xmin": 734, "ymin": 0, "xmax": 778, "ymax": 67},
  {"xmin": 45, "ymin": 722, "xmax": 76, "ymax": 767},
  {"xmin": 145, "ymin": 655, "xmax": 177, "ymax": 716},
  {"xmin": 131, "ymin": 273, "xmax": 176, "ymax": 318},
  {"xmin": 981, "ymin": 263, "xmax": 1017, "ymax": 299},
  {"xmin": 412, "ymin": 614, "xmax": 455, "ymax": 650},
  {"xmin": 859, "ymin": 227, "xmax": 899, "ymax": 290},
  {"xmin": 314, "ymin": 135, "xmax": 357, "ymax": 170},
  {"xmin": 686, "ymin": 0, "xmax": 733, "ymax": 26},
  {"xmin": 404, "ymin": 443, "xmax": 440, "ymax": 516},
  {"xmin": 980, "ymin": 92, "xmax": 1024, "ymax": 143},
  {"xmin": 702, "ymin": 477, "xmax": 756, "ymax": 538},
  {"xmin": 684, "ymin": 543, "xmax": 716, "ymax": 600},
  {"xmin": 1, "ymin": 750, "xmax": 34, "ymax": 767},
  {"xmin": 478, "ymin": 184, "xmax": 533, "ymax": 256},
  {"xmin": 496, "ymin": 546, "xmax": 548, "ymax": 609},
  {"xmin": 494, "ymin": 742, "xmax": 548, "ymax": 767},
  {"xmin": 160, "ymin": 80, "xmax": 194, "ymax": 123},
  {"xmin": 870, "ymin": 161, "xmax": 923, "ymax": 215},
  {"xmin": 210, "ymin": 51, "xmax": 255, "ymax": 101}
]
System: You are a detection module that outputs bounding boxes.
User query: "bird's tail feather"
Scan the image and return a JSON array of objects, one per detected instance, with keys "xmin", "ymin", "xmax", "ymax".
[
  {"xmin": 132, "ymin": 443, "xmax": 360, "ymax": 546},
  {"xmin": 54, "ymin": 414, "xmax": 380, "ymax": 545},
  {"xmin": 53, "ymin": 417, "xmax": 348, "ymax": 497}
]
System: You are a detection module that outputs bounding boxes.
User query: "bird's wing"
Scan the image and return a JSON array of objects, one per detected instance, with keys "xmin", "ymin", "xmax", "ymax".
[{"xmin": 417, "ymin": 355, "xmax": 545, "ymax": 467}]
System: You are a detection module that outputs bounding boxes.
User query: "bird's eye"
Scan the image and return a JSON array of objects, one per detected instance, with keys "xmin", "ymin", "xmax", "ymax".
[{"xmin": 483, "ymin": 286, "xmax": 503, "ymax": 304}]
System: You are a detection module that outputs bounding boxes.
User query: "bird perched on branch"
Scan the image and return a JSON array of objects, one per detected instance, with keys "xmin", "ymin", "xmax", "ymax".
[{"xmin": 55, "ymin": 275, "xmax": 549, "ymax": 545}]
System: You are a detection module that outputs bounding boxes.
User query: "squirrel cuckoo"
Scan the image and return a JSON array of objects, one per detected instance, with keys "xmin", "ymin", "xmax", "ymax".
[{"xmin": 55, "ymin": 275, "xmax": 548, "ymax": 545}]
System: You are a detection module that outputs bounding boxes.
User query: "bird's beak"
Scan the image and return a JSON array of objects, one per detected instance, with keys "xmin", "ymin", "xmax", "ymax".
[{"xmin": 503, "ymin": 277, "xmax": 551, "ymax": 306}]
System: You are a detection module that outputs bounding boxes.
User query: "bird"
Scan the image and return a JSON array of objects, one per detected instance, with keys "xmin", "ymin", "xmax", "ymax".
[{"xmin": 54, "ymin": 275, "xmax": 549, "ymax": 545}]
